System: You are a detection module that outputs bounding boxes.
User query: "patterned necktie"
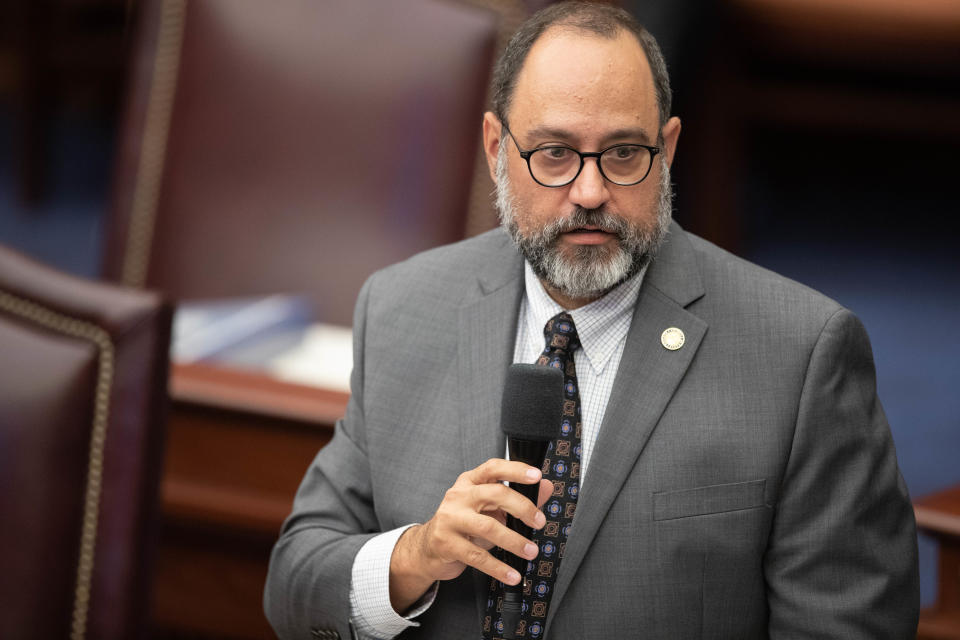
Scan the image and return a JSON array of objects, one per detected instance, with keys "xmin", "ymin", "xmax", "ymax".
[{"xmin": 483, "ymin": 312, "xmax": 582, "ymax": 640}]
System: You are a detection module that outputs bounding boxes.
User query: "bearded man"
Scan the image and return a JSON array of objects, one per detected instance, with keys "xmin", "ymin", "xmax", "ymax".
[{"xmin": 265, "ymin": 3, "xmax": 919, "ymax": 639}]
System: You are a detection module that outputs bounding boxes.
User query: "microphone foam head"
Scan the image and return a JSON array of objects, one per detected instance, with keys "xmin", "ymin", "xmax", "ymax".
[{"xmin": 500, "ymin": 363, "xmax": 564, "ymax": 441}]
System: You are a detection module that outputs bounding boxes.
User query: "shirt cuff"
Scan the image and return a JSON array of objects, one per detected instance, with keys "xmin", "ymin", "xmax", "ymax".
[{"xmin": 349, "ymin": 524, "xmax": 439, "ymax": 639}]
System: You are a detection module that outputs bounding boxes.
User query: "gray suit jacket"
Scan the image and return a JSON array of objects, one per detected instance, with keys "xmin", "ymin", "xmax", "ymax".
[{"xmin": 265, "ymin": 223, "xmax": 918, "ymax": 639}]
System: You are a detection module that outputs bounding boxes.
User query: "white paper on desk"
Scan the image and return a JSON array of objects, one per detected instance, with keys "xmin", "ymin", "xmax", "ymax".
[
  {"xmin": 173, "ymin": 295, "xmax": 313, "ymax": 363},
  {"xmin": 266, "ymin": 323, "xmax": 353, "ymax": 392}
]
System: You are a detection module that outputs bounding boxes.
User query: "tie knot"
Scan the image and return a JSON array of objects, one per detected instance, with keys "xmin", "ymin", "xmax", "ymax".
[{"xmin": 543, "ymin": 312, "xmax": 580, "ymax": 354}]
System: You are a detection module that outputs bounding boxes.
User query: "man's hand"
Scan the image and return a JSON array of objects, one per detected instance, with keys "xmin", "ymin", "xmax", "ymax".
[{"xmin": 388, "ymin": 458, "xmax": 553, "ymax": 613}]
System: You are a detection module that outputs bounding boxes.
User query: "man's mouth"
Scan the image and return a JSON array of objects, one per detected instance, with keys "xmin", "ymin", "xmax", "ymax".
[
  {"xmin": 567, "ymin": 225, "xmax": 608, "ymax": 234},
  {"xmin": 561, "ymin": 225, "xmax": 616, "ymax": 244}
]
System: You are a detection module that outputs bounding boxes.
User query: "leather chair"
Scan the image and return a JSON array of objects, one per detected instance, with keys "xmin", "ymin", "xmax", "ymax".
[
  {"xmin": 0, "ymin": 244, "xmax": 172, "ymax": 639},
  {"xmin": 102, "ymin": 0, "xmax": 498, "ymax": 325}
]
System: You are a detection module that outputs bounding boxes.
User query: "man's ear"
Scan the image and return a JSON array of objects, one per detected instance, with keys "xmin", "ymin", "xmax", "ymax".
[
  {"xmin": 661, "ymin": 116, "xmax": 681, "ymax": 168},
  {"xmin": 482, "ymin": 111, "xmax": 503, "ymax": 184}
]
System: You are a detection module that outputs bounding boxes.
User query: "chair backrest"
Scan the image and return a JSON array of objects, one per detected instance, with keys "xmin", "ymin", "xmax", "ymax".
[
  {"xmin": 0, "ymin": 244, "xmax": 172, "ymax": 640},
  {"xmin": 103, "ymin": 0, "xmax": 498, "ymax": 325}
]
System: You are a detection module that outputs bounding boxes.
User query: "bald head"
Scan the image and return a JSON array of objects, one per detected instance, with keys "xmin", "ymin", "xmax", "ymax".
[
  {"xmin": 509, "ymin": 27, "xmax": 660, "ymax": 146},
  {"xmin": 490, "ymin": 2, "xmax": 672, "ymax": 129}
]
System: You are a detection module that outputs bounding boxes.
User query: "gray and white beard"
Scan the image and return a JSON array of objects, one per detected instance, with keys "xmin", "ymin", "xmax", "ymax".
[{"xmin": 495, "ymin": 141, "xmax": 673, "ymax": 301}]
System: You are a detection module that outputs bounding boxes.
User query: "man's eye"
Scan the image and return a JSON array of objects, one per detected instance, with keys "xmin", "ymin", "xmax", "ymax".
[
  {"xmin": 611, "ymin": 146, "xmax": 639, "ymax": 160},
  {"xmin": 541, "ymin": 147, "xmax": 572, "ymax": 161}
]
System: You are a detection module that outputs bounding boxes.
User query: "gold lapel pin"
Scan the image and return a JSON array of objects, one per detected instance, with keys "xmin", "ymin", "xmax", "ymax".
[{"xmin": 661, "ymin": 327, "xmax": 685, "ymax": 351}]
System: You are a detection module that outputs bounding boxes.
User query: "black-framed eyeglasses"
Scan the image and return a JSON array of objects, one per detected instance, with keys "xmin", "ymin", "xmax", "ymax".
[{"xmin": 503, "ymin": 124, "xmax": 660, "ymax": 188}]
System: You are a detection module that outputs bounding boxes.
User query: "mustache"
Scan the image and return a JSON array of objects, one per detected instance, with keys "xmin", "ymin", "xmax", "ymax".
[{"xmin": 539, "ymin": 207, "xmax": 630, "ymax": 242}]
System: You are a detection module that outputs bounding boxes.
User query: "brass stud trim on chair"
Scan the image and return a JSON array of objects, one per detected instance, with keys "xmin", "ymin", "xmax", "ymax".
[
  {"xmin": 0, "ymin": 291, "xmax": 116, "ymax": 640},
  {"xmin": 121, "ymin": 0, "xmax": 186, "ymax": 287}
]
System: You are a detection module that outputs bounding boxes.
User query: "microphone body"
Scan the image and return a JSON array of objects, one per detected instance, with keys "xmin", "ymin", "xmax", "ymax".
[
  {"xmin": 503, "ymin": 438, "xmax": 550, "ymax": 569},
  {"xmin": 498, "ymin": 364, "xmax": 564, "ymax": 637}
]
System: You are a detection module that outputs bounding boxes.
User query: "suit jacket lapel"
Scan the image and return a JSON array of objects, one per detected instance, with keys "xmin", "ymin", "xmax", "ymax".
[
  {"xmin": 546, "ymin": 224, "xmax": 708, "ymax": 631},
  {"xmin": 457, "ymin": 234, "xmax": 525, "ymax": 474},
  {"xmin": 456, "ymin": 233, "xmax": 525, "ymax": 622}
]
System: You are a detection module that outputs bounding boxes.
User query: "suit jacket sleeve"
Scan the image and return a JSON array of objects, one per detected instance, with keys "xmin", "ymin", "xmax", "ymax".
[
  {"xmin": 264, "ymin": 276, "xmax": 381, "ymax": 640},
  {"xmin": 765, "ymin": 308, "xmax": 919, "ymax": 637}
]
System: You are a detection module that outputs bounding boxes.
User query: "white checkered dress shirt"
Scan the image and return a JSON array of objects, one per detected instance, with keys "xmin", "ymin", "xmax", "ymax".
[{"xmin": 348, "ymin": 261, "xmax": 646, "ymax": 639}]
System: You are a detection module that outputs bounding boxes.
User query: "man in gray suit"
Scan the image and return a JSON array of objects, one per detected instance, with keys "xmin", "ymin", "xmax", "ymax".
[{"xmin": 265, "ymin": 3, "xmax": 918, "ymax": 639}]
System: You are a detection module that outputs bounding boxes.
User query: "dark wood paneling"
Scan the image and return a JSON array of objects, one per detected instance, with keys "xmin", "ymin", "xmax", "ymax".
[
  {"xmin": 916, "ymin": 485, "xmax": 960, "ymax": 640},
  {"xmin": 150, "ymin": 363, "xmax": 345, "ymax": 639}
]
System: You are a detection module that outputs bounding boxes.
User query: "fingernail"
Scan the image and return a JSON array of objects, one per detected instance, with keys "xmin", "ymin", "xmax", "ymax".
[
  {"xmin": 534, "ymin": 512, "xmax": 546, "ymax": 528},
  {"xmin": 506, "ymin": 570, "xmax": 521, "ymax": 584},
  {"xmin": 524, "ymin": 543, "xmax": 538, "ymax": 558},
  {"xmin": 525, "ymin": 468, "xmax": 540, "ymax": 481}
]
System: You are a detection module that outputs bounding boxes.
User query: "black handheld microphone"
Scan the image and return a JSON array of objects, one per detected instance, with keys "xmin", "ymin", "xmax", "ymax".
[{"xmin": 498, "ymin": 363, "xmax": 564, "ymax": 636}]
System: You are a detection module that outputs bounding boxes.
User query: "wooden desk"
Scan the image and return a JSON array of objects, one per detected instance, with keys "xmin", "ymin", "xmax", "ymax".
[
  {"xmin": 150, "ymin": 362, "xmax": 348, "ymax": 639},
  {"xmin": 916, "ymin": 485, "xmax": 960, "ymax": 639}
]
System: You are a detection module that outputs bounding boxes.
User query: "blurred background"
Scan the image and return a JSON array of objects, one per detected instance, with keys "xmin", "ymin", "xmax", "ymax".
[{"xmin": 1, "ymin": 0, "xmax": 957, "ymax": 637}]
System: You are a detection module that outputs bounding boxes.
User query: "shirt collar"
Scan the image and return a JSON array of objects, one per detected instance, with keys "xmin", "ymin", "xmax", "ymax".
[{"xmin": 523, "ymin": 261, "xmax": 645, "ymax": 375}]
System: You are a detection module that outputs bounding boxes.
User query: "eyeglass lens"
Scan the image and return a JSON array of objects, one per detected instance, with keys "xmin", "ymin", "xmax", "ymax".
[{"xmin": 529, "ymin": 145, "xmax": 652, "ymax": 186}]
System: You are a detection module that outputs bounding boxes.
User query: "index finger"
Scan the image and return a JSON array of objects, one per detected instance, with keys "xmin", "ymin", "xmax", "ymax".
[{"xmin": 460, "ymin": 458, "xmax": 542, "ymax": 487}]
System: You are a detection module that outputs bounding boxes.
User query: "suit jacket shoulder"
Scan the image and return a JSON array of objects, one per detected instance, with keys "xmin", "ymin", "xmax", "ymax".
[
  {"xmin": 365, "ymin": 227, "xmax": 521, "ymax": 313},
  {"xmin": 658, "ymin": 228, "xmax": 850, "ymax": 361},
  {"xmin": 686, "ymin": 229, "xmax": 843, "ymax": 323}
]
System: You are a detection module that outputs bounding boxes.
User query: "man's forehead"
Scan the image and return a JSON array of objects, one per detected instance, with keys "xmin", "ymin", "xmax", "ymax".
[{"xmin": 507, "ymin": 26, "xmax": 658, "ymax": 136}]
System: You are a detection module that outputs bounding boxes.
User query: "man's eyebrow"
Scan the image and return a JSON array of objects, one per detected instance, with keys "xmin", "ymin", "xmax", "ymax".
[
  {"xmin": 523, "ymin": 125, "xmax": 653, "ymax": 145},
  {"xmin": 522, "ymin": 125, "xmax": 578, "ymax": 143},
  {"xmin": 603, "ymin": 127, "xmax": 653, "ymax": 144}
]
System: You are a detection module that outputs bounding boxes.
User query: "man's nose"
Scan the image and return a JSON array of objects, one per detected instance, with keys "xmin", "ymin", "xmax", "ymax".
[{"xmin": 567, "ymin": 157, "xmax": 610, "ymax": 210}]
